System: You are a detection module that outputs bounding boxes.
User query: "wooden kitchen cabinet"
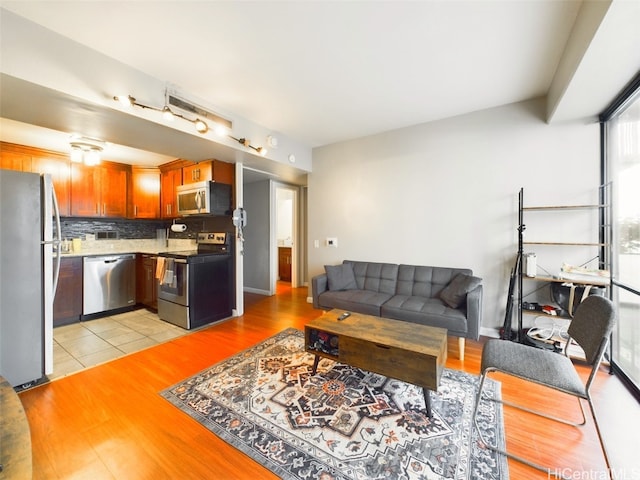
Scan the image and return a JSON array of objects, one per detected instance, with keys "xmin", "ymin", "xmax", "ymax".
[
  {"xmin": 278, "ymin": 247, "xmax": 292, "ymax": 282},
  {"xmin": 136, "ymin": 254, "xmax": 158, "ymax": 309},
  {"xmin": 182, "ymin": 160, "xmax": 234, "ymax": 185},
  {"xmin": 182, "ymin": 161, "xmax": 212, "ymax": 184},
  {"xmin": 212, "ymin": 159, "xmax": 234, "ymax": 185},
  {"xmin": 71, "ymin": 162, "xmax": 128, "ymax": 217},
  {"xmin": 0, "ymin": 145, "xmax": 32, "ymax": 171},
  {"xmin": 32, "ymin": 155, "xmax": 71, "ymax": 217},
  {"xmin": 53, "ymin": 256, "xmax": 83, "ymax": 326},
  {"xmin": 160, "ymin": 167, "xmax": 182, "ymax": 218},
  {"xmin": 130, "ymin": 168, "xmax": 160, "ymax": 219},
  {"xmin": 1, "ymin": 142, "xmax": 72, "ymax": 216}
]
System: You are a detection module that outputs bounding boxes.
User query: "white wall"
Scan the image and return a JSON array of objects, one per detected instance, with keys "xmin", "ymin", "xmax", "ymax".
[
  {"xmin": 243, "ymin": 180, "xmax": 271, "ymax": 294},
  {"xmin": 276, "ymin": 189, "xmax": 294, "ymax": 244},
  {"xmin": 308, "ymin": 98, "xmax": 601, "ymax": 332}
]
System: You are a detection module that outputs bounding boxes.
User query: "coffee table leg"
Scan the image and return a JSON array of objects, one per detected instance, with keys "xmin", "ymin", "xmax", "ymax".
[
  {"xmin": 423, "ymin": 388, "xmax": 432, "ymax": 418},
  {"xmin": 311, "ymin": 355, "xmax": 320, "ymax": 375}
]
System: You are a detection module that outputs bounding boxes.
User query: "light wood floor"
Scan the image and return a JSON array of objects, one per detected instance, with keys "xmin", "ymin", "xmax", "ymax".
[{"xmin": 18, "ymin": 284, "xmax": 639, "ymax": 479}]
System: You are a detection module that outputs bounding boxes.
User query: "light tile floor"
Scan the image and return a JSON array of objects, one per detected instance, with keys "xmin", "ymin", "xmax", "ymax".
[{"xmin": 52, "ymin": 308, "xmax": 187, "ymax": 380}]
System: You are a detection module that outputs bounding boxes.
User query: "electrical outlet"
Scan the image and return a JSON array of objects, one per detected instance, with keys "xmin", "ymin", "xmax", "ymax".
[{"xmin": 326, "ymin": 237, "xmax": 338, "ymax": 247}]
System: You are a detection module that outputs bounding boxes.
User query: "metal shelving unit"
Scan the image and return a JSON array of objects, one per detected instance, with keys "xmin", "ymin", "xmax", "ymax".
[{"xmin": 510, "ymin": 185, "xmax": 612, "ymax": 345}]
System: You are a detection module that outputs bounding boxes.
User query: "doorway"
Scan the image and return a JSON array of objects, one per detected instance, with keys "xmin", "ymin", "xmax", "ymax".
[
  {"xmin": 240, "ymin": 167, "xmax": 304, "ymax": 298},
  {"xmin": 274, "ymin": 184, "xmax": 298, "ymax": 289}
]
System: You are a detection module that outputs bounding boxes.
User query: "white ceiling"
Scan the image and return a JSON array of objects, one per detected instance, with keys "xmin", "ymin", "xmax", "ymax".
[{"xmin": 1, "ymin": 1, "xmax": 639, "ymax": 172}]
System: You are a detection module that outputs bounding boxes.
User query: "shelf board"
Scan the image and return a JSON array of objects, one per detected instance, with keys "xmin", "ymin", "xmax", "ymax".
[
  {"xmin": 523, "ymin": 241, "xmax": 607, "ymax": 246},
  {"xmin": 522, "ymin": 309, "xmax": 570, "ymax": 319},
  {"xmin": 522, "ymin": 274, "xmax": 610, "ymax": 286},
  {"xmin": 523, "ymin": 204, "xmax": 608, "ymax": 211}
]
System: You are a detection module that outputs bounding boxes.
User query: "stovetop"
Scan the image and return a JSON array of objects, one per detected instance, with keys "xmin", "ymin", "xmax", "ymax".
[
  {"xmin": 160, "ymin": 250, "xmax": 199, "ymax": 258},
  {"xmin": 159, "ymin": 232, "xmax": 232, "ymax": 260}
]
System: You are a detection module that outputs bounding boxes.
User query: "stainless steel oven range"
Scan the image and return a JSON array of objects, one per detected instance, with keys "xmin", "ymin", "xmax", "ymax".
[{"xmin": 157, "ymin": 232, "xmax": 234, "ymax": 329}]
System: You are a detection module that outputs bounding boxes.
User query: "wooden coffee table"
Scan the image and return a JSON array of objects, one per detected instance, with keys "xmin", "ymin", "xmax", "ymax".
[{"xmin": 305, "ymin": 311, "xmax": 447, "ymax": 417}]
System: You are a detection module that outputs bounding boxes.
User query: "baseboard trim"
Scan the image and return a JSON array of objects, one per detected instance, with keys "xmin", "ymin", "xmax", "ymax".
[
  {"xmin": 244, "ymin": 287, "xmax": 271, "ymax": 296},
  {"xmin": 481, "ymin": 327, "xmax": 501, "ymax": 339}
]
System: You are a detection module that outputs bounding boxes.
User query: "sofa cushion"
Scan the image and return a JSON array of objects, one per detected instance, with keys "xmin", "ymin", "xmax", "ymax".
[
  {"xmin": 344, "ymin": 261, "xmax": 398, "ymax": 294},
  {"xmin": 439, "ymin": 273, "xmax": 483, "ymax": 308},
  {"xmin": 325, "ymin": 264, "xmax": 357, "ymax": 291},
  {"xmin": 381, "ymin": 295, "xmax": 468, "ymax": 335},
  {"xmin": 317, "ymin": 290, "xmax": 393, "ymax": 317},
  {"xmin": 397, "ymin": 265, "xmax": 472, "ymax": 298}
]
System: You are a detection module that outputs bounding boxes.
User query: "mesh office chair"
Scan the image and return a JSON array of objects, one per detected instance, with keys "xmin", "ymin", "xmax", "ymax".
[{"xmin": 473, "ymin": 295, "xmax": 616, "ymax": 479}]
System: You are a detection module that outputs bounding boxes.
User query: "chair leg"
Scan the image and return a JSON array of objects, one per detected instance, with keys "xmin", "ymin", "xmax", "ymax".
[
  {"xmin": 587, "ymin": 395, "xmax": 614, "ymax": 478},
  {"xmin": 498, "ymin": 395, "xmax": 587, "ymax": 428},
  {"xmin": 472, "ymin": 370, "xmax": 607, "ymax": 480}
]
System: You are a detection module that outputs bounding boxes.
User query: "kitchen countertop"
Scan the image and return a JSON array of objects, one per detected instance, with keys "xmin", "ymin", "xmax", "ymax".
[{"xmin": 57, "ymin": 239, "xmax": 197, "ymax": 258}]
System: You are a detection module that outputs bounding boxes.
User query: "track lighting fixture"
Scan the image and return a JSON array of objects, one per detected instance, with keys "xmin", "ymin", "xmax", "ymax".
[
  {"xmin": 113, "ymin": 94, "xmax": 214, "ymax": 135},
  {"xmin": 162, "ymin": 105, "xmax": 174, "ymax": 121},
  {"xmin": 194, "ymin": 119, "xmax": 208, "ymax": 134},
  {"xmin": 229, "ymin": 135, "xmax": 267, "ymax": 156},
  {"xmin": 114, "ymin": 94, "xmax": 135, "ymax": 107},
  {"xmin": 113, "ymin": 91, "xmax": 267, "ymax": 155}
]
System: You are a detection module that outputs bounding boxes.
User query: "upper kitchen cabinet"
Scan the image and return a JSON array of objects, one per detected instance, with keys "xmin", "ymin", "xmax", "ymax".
[
  {"xmin": 182, "ymin": 160, "xmax": 234, "ymax": 185},
  {"xmin": 212, "ymin": 160, "xmax": 234, "ymax": 185},
  {"xmin": 32, "ymin": 155, "xmax": 71, "ymax": 217},
  {"xmin": 160, "ymin": 165, "xmax": 182, "ymax": 219},
  {"xmin": 0, "ymin": 143, "xmax": 32, "ymax": 171},
  {"xmin": 182, "ymin": 161, "xmax": 212, "ymax": 184},
  {"xmin": 71, "ymin": 161, "xmax": 128, "ymax": 217},
  {"xmin": 1, "ymin": 142, "xmax": 71, "ymax": 216},
  {"xmin": 130, "ymin": 167, "xmax": 160, "ymax": 219}
]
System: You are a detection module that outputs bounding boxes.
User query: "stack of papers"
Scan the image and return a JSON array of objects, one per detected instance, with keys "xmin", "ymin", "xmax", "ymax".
[{"xmin": 559, "ymin": 263, "xmax": 610, "ymax": 285}]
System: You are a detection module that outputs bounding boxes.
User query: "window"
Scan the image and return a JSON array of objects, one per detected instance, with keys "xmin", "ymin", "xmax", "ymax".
[{"xmin": 602, "ymin": 73, "xmax": 640, "ymax": 397}]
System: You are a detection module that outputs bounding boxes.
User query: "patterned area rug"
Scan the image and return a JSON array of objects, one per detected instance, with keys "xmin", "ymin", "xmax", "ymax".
[{"xmin": 161, "ymin": 328, "xmax": 508, "ymax": 480}]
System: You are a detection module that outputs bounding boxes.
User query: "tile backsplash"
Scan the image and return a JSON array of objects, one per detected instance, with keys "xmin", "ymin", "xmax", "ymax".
[{"xmin": 60, "ymin": 217, "xmax": 234, "ymax": 241}]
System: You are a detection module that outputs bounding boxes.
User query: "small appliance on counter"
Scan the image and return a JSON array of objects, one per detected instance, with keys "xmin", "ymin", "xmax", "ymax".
[
  {"xmin": 157, "ymin": 232, "xmax": 234, "ymax": 329},
  {"xmin": 524, "ymin": 252, "xmax": 537, "ymax": 277}
]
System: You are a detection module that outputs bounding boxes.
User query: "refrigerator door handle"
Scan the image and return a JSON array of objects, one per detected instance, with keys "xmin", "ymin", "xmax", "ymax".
[
  {"xmin": 40, "ymin": 174, "xmax": 60, "ymax": 377},
  {"xmin": 41, "ymin": 183, "xmax": 62, "ymax": 295},
  {"xmin": 51, "ymin": 183, "xmax": 61, "ymax": 295}
]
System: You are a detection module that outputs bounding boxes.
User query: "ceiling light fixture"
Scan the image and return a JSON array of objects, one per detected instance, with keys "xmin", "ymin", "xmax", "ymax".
[
  {"xmin": 229, "ymin": 135, "xmax": 267, "ymax": 156},
  {"xmin": 69, "ymin": 136, "xmax": 105, "ymax": 166}
]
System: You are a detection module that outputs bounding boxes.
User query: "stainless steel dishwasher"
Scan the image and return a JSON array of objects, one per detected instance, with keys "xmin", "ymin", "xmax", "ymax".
[{"xmin": 83, "ymin": 254, "xmax": 136, "ymax": 315}]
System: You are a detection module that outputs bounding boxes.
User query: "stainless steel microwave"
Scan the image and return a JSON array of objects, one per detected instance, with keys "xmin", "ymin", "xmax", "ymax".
[{"xmin": 176, "ymin": 181, "xmax": 232, "ymax": 216}]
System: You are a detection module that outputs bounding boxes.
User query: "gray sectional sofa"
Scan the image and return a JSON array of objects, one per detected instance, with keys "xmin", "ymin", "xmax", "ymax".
[{"xmin": 311, "ymin": 260, "xmax": 482, "ymax": 360}]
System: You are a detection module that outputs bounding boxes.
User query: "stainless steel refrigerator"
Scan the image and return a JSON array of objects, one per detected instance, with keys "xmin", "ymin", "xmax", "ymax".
[{"xmin": 0, "ymin": 169, "xmax": 61, "ymax": 388}]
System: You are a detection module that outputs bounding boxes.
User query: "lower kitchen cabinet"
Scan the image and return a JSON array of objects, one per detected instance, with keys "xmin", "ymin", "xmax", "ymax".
[
  {"xmin": 53, "ymin": 257, "xmax": 83, "ymax": 326},
  {"xmin": 137, "ymin": 254, "xmax": 158, "ymax": 309}
]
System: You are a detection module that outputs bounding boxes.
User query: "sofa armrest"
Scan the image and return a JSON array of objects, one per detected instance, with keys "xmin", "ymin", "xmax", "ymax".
[
  {"xmin": 465, "ymin": 284, "xmax": 483, "ymax": 340},
  {"xmin": 311, "ymin": 273, "xmax": 329, "ymax": 309}
]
